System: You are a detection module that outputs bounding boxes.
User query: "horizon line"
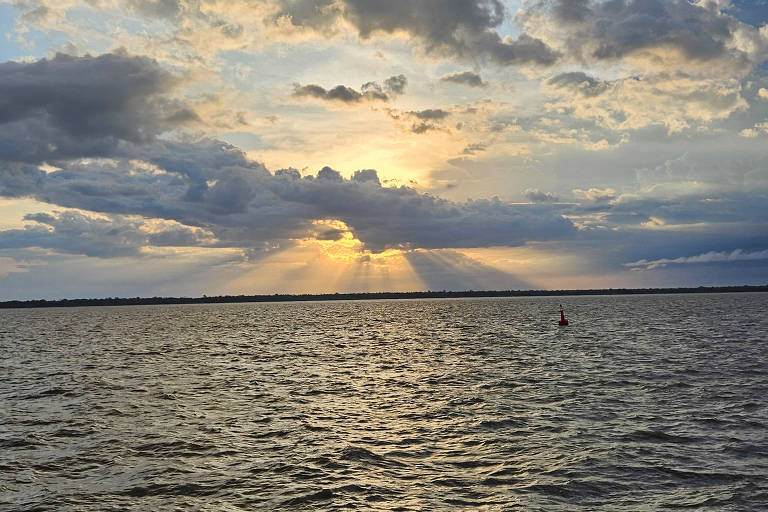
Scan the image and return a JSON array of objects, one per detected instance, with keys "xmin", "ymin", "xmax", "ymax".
[{"xmin": 2, "ymin": 285, "xmax": 767, "ymax": 309}]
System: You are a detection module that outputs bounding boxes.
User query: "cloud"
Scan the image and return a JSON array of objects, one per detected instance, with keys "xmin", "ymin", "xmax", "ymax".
[
  {"xmin": 2, "ymin": 3, "xmax": 766, "ymax": 293},
  {"xmin": 439, "ymin": 70, "xmax": 488, "ymax": 88},
  {"xmin": 462, "ymin": 143, "xmax": 487, "ymax": 155},
  {"xmin": 275, "ymin": 0, "xmax": 560, "ymax": 66},
  {"xmin": 124, "ymin": 0, "xmax": 192, "ymax": 20},
  {"xmin": 547, "ymin": 71, "xmax": 610, "ymax": 97},
  {"xmin": 409, "ymin": 123, "xmax": 437, "ymax": 134},
  {"xmin": 8, "ymin": 0, "xmax": 251, "ymax": 68},
  {"xmin": 383, "ymin": 74, "xmax": 408, "ymax": 95},
  {"xmin": 604, "ymin": 189, "xmax": 768, "ymax": 227},
  {"xmin": 0, "ymin": 51, "xmax": 193, "ymax": 164},
  {"xmin": 352, "ymin": 168, "xmax": 381, "ymax": 185},
  {"xmin": 0, "ymin": 210, "xmax": 215, "ymax": 258},
  {"xmin": 557, "ymin": 174, "xmax": 768, "ymax": 258},
  {"xmin": 0, "ymin": 140, "xmax": 576, "ymax": 254},
  {"xmin": 270, "ymin": 0, "xmax": 342, "ymax": 33},
  {"xmin": 542, "ymin": 71, "xmax": 748, "ymax": 135},
  {"xmin": 520, "ymin": 0, "xmax": 766, "ymax": 73},
  {"xmin": 0, "ymin": 52, "xmax": 569, "ymax": 258},
  {"xmin": 572, "ymin": 188, "xmax": 616, "ymax": 202},
  {"xmin": 739, "ymin": 122, "xmax": 768, "ymax": 137},
  {"xmin": 625, "ymin": 248, "xmax": 768, "ymax": 270},
  {"xmin": 524, "ymin": 188, "xmax": 559, "ymax": 203},
  {"xmin": 387, "ymin": 107, "xmax": 453, "ymax": 134},
  {"xmin": 410, "ymin": 109, "xmax": 450, "ymax": 121},
  {"xmin": 113, "ymin": 0, "xmax": 245, "ymax": 42},
  {"xmin": 292, "ymin": 74, "xmax": 407, "ymax": 104},
  {"xmin": 293, "ymin": 83, "xmax": 386, "ymax": 103},
  {"xmin": 0, "ymin": 62, "xmax": 575, "ymax": 259}
]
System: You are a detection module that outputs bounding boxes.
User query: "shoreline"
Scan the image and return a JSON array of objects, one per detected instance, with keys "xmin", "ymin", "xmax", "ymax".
[{"xmin": 1, "ymin": 285, "xmax": 767, "ymax": 309}]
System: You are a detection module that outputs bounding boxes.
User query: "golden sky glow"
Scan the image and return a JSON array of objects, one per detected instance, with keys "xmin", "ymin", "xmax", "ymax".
[{"xmin": 0, "ymin": 0, "xmax": 766, "ymax": 299}]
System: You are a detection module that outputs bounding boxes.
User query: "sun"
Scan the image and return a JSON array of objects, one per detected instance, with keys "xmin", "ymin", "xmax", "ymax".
[{"xmin": 310, "ymin": 219, "xmax": 404, "ymax": 264}]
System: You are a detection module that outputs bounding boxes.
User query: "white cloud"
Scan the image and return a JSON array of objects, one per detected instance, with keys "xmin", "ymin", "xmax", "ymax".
[
  {"xmin": 739, "ymin": 122, "xmax": 768, "ymax": 137},
  {"xmin": 625, "ymin": 248, "xmax": 768, "ymax": 270},
  {"xmin": 572, "ymin": 187, "xmax": 616, "ymax": 203}
]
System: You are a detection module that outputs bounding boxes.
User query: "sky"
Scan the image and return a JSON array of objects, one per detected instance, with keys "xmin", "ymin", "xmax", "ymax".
[{"xmin": 0, "ymin": 0, "xmax": 767, "ymax": 299}]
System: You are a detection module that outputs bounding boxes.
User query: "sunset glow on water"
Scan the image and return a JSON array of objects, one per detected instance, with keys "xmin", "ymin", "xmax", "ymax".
[{"xmin": 3, "ymin": 294, "xmax": 768, "ymax": 510}]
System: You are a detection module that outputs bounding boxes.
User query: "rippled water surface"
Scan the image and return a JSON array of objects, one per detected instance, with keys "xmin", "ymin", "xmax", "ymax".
[{"xmin": 2, "ymin": 294, "xmax": 768, "ymax": 510}]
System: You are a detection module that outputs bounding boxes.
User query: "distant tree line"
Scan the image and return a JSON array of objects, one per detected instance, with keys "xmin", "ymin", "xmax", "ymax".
[{"xmin": 0, "ymin": 285, "xmax": 766, "ymax": 309}]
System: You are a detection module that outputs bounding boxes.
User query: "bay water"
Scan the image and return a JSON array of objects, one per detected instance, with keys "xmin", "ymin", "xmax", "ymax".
[{"xmin": 2, "ymin": 294, "xmax": 767, "ymax": 510}]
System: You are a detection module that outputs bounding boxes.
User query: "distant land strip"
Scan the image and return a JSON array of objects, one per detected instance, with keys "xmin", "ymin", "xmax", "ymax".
[{"xmin": 1, "ymin": 285, "xmax": 767, "ymax": 308}]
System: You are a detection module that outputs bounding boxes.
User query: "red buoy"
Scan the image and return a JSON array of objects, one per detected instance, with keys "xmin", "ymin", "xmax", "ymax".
[{"xmin": 558, "ymin": 305, "xmax": 569, "ymax": 326}]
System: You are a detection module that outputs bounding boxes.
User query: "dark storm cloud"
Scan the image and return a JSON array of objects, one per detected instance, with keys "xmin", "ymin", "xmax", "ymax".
[
  {"xmin": 0, "ymin": 138, "xmax": 576, "ymax": 254},
  {"xmin": 293, "ymin": 75, "xmax": 407, "ymax": 104},
  {"xmin": 548, "ymin": 71, "xmax": 610, "ymax": 97},
  {"xmin": 439, "ymin": 70, "xmax": 488, "ymax": 88},
  {"xmin": 276, "ymin": 0, "xmax": 560, "ymax": 66},
  {"xmin": 0, "ymin": 52, "xmax": 194, "ymax": 164},
  {"xmin": 525, "ymin": 0, "xmax": 751, "ymax": 65},
  {"xmin": 341, "ymin": 192, "xmax": 574, "ymax": 251}
]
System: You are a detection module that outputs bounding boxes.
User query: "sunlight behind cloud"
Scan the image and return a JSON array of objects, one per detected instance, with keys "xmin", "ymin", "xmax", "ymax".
[
  {"xmin": 217, "ymin": 236, "xmax": 425, "ymax": 295},
  {"xmin": 0, "ymin": 0, "xmax": 766, "ymax": 297}
]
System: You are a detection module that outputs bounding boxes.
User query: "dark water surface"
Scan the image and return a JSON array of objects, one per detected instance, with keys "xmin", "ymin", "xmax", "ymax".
[{"xmin": 2, "ymin": 294, "xmax": 768, "ymax": 511}]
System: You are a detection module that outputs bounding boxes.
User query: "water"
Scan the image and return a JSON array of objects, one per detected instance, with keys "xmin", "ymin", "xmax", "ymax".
[{"xmin": 2, "ymin": 294, "xmax": 767, "ymax": 511}]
